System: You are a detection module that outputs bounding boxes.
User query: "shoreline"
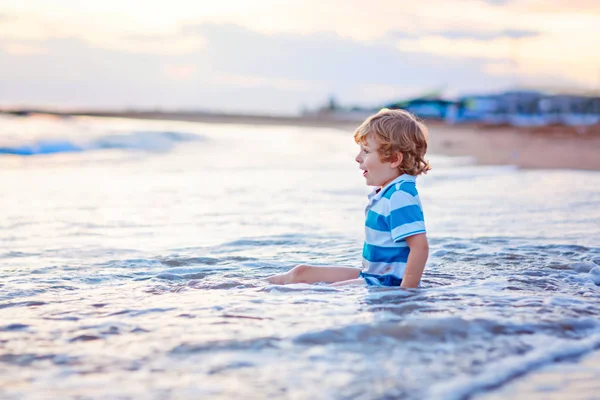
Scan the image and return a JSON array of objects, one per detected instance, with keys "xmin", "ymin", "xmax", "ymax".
[{"xmin": 4, "ymin": 110, "xmax": 600, "ymax": 171}]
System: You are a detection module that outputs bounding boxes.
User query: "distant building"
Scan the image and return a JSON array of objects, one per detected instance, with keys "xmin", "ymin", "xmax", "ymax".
[
  {"xmin": 384, "ymin": 97, "xmax": 453, "ymax": 120},
  {"xmin": 306, "ymin": 89, "xmax": 600, "ymax": 128},
  {"xmin": 446, "ymin": 94, "xmax": 502, "ymax": 124},
  {"xmin": 446, "ymin": 90, "xmax": 600, "ymax": 127}
]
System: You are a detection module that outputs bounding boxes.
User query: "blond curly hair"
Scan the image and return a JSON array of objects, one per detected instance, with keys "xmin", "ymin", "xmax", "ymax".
[{"xmin": 354, "ymin": 108, "xmax": 431, "ymax": 176}]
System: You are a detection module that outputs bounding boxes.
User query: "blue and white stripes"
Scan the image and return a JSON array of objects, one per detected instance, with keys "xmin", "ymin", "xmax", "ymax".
[{"xmin": 362, "ymin": 174, "xmax": 426, "ymax": 279}]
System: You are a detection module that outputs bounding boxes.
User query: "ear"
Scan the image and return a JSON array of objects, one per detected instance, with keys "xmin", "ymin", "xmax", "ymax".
[{"xmin": 389, "ymin": 152, "xmax": 403, "ymax": 169}]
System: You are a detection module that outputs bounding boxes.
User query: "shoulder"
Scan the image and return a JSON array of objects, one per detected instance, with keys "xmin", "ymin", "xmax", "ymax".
[
  {"xmin": 381, "ymin": 180, "xmax": 419, "ymax": 198},
  {"xmin": 384, "ymin": 181, "xmax": 420, "ymax": 207}
]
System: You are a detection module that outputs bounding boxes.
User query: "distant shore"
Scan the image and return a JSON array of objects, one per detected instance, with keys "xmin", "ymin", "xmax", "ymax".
[{"xmin": 3, "ymin": 110, "xmax": 600, "ymax": 170}]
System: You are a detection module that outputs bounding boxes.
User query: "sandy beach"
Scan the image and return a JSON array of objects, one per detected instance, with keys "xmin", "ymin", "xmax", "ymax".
[{"xmin": 60, "ymin": 111, "xmax": 600, "ymax": 171}]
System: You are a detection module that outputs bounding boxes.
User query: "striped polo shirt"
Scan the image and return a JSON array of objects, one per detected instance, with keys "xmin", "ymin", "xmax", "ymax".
[{"xmin": 362, "ymin": 174, "xmax": 426, "ymax": 279}]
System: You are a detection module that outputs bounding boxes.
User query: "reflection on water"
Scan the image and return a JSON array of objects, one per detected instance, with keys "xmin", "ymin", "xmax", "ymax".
[{"xmin": 1, "ymin": 115, "xmax": 599, "ymax": 399}]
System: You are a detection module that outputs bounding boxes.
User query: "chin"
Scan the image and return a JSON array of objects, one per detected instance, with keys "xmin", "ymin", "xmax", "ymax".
[{"xmin": 365, "ymin": 177, "xmax": 382, "ymax": 187}]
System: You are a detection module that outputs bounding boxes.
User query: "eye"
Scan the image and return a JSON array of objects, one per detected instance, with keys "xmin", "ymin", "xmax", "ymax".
[{"xmin": 362, "ymin": 148, "xmax": 369, "ymax": 154}]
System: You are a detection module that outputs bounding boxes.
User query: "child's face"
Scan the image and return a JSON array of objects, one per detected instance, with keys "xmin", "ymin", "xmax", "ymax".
[{"xmin": 355, "ymin": 135, "xmax": 402, "ymax": 188}]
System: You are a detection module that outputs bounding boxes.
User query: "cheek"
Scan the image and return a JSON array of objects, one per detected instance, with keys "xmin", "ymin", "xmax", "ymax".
[{"xmin": 364, "ymin": 154, "xmax": 377, "ymax": 168}]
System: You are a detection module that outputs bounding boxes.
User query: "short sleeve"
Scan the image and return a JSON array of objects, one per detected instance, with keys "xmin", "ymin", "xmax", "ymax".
[{"xmin": 388, "ymin": 189, "xmax": 426, "ymax": 242}]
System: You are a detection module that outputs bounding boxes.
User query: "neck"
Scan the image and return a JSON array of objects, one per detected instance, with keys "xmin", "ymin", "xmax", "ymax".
[{"xmin": 378, "ymin": 174, "xmax": 403, "ymax": 189}]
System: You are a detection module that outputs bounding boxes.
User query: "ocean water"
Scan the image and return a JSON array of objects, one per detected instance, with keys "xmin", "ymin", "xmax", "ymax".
[{"xmin": 1, "ymin": 114, "xmax": 599, "ymax": 399}]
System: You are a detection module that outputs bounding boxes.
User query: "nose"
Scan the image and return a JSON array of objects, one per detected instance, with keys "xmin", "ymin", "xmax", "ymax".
[{"xmin": 355, "ymin": 151, "xmax": 362, "ymax": 163}]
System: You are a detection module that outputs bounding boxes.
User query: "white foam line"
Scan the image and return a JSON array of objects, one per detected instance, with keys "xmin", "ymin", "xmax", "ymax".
[{"xmin": 429, "ymin": 332, "xmax": 600, "ymax": 400}]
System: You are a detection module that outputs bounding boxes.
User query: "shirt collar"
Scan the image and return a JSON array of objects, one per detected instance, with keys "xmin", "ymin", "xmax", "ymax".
[{"xmin": 368, "ymin": 174, "xmax": 416, "ymax": 201}]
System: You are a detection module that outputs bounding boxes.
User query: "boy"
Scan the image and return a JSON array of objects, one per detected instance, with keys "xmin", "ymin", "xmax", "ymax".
[{"xmin": 268, "ymin": 109, "xmax": 430, "ymax": 288}]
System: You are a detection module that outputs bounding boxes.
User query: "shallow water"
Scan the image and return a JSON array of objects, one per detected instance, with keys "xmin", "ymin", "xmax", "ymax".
[{"xmin": 1, "ymin": 114, "xmax": 599, "ymax": 399}]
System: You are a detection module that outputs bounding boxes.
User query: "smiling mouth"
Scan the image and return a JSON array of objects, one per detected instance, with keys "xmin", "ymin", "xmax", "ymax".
[{"xmin": 362, "ymin": 170, "xmax": 367, "ymax": 177}]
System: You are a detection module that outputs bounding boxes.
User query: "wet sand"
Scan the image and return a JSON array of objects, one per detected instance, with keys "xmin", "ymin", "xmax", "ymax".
[
  {"xmin": 426, "ymin": 122, "xmax": 600, "ymax": 171},
  {"xmin": 13, "ymin": 110, "xmax": 600, "ymax": 170}
]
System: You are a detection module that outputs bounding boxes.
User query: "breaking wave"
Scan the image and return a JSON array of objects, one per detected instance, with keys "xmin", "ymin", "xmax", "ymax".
[{"xmin": 0, "ymin": 130, "xmax": 203, "ymax": 156}]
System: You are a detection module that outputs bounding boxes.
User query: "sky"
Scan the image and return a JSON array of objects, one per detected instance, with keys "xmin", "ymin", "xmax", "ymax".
[{"xmin": 0, "ymin": 0, "xmax": 599, "ymax": 114}]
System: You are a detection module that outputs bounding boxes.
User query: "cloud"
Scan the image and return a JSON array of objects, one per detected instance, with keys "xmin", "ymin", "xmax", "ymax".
[
  {"xmin": 390, "ymin": 28, "xmax": 539, "ymax": 41},
  {"xmin": 480, "ymin": 0, "xmax": 598, "ymax": 10},
  {"xmin": 98, "ymin": 34, "xmax": 206, "ymax": 55},
  {"xmin": 1, "ymin": 41, "xmax": 46, "ymax": 55},
  {"xmin": 0, "ymin": 12, "xmax": 16, "ymax": 23},
  {"xmin": 507, "ymin": 0, "xmax": 600, "ymax": 14},
  {"xmin": 0, "ymin": 23, "xmax": 585, "ymax": 113},
  {"xmin": 182, "ymin": 23, "xmax": 499, "ymax": 87},
  {"xmin": 434, "ymin": 29, "xmax": 538, "ymax": 40},
  {"xmin": 483, "ymin": 0, "xmax": 512, "ymax": 5}
]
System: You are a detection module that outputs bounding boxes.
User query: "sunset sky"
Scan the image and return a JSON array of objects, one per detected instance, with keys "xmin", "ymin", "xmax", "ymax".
[{"xmin": 1, "ymin": 0, "xmax": 599, "ymax": 114}]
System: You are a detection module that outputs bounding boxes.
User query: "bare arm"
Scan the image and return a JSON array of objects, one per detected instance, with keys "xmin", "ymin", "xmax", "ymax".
[{"xmin": 400, "ymin": 233, "xmax": 429, "ymax": 288}]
